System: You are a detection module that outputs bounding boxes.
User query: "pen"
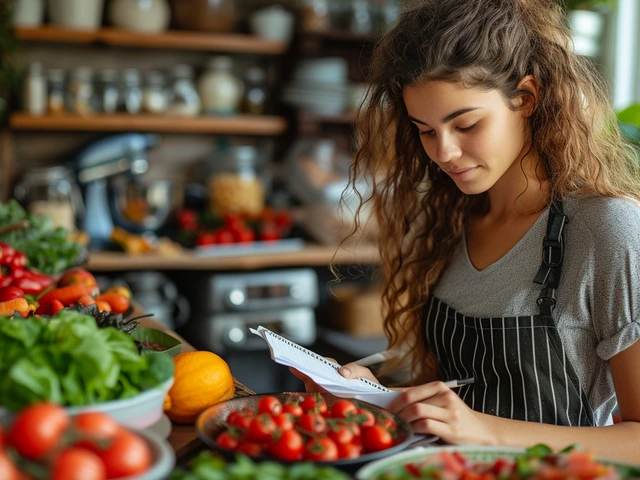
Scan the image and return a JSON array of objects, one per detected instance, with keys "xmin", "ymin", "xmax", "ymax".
[
  {"xmin": 353, "ymin": 349, "xmax": 398, "ymax": 367},
  {"xmin": 443, "ymin": 377, "xmax": 475, "ymax": 389}
]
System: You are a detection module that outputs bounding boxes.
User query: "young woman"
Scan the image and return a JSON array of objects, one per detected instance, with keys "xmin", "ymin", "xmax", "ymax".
[{"xmin": 293, "ymin": 0, "xmax": 640, "ymax": 463}]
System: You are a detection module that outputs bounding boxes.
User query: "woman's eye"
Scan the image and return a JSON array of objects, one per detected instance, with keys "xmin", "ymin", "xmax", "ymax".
[
  {"xmin": 457, "ymin": 123, "xmax": 477, "ymax": 132},
  {"xmin": 419, "ymin": 130, "xmax": 436, "ymax": 137}
]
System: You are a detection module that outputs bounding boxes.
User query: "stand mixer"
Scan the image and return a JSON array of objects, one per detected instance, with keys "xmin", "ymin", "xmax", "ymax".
[{"xmin": 72, "ymin": 133, "xmax": 159, "ymax": 249}]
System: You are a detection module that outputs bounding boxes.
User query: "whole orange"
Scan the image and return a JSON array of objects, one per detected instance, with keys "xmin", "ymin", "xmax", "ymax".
[{"xmin": 164, "ymin": 351, "xmax": 235, "ymax": 424}]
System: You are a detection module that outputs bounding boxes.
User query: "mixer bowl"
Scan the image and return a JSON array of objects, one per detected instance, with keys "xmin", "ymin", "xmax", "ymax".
[{"xmin": 110, "ymin": 178, "xmax": 179, "ymax": 233}]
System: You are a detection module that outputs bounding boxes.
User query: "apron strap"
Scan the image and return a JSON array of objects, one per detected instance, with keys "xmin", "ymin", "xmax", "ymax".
[{"xmin": 533, "ymin": 200, "xmax": 567, "ymax": 318}]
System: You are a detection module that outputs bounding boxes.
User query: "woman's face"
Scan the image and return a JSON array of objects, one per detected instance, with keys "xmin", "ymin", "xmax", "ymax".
[{"xmin": 403, "ymin": 80, "xmax": 531, "ymax": 195}]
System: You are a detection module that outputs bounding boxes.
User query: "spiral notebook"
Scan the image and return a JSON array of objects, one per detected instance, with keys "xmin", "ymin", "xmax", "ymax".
[{"xmin": 250, "ymin": 326, "xmax": 402, "ymax": 408}]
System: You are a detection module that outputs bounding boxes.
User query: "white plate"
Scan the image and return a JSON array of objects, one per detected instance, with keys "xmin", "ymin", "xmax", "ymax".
[{"xmin": 355, "ymin": 445, "xmax": 640, "ymax": 479}]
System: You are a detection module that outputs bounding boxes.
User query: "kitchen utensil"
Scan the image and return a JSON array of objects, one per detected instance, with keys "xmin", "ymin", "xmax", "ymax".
[{"xmin": 196, "ymin": 391, "xmax": 414, "ymax": 468}]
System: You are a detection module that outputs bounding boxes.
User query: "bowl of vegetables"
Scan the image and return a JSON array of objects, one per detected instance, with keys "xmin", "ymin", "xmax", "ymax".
[
  {"xmin": 354, "ymin": 444, "xmax": 640, "ymax": 480},
  {"xmin": 0, "ymin": 310, "xmax": 175, "ymax": 430}
]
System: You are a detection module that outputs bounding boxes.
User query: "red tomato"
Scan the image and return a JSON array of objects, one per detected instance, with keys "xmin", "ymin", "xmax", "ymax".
[
  {"xmin": 301, "ymin": 395, "xmax": 328, "ymax": 414},
  {"xmin": 234, "ymin": 228, "xmax": 256, "ymax": 243},
  {"xmin": 226, "ymin": 411, "xmax": 252, "ymax": 430},
  {"xmin": 195, "ymin": 232, "xmax": 216, "ymax": 246},
  {"xmin": 216, "ymin": 432, "xmax": 239, "ymax": 451},
  {"xmin": 177, "ymin": 209, "xmax": 199, "ymax": 231},
  {"xmin": 357, "ymin": 408, "xmax": 376, "ymax": 427},
  {"xmin": 362, "ymin": 425, "xmax": 393, "ymax": 453},
  {"xmin": 50, "ymin": 448, "xmax": 106, "ymax": 480},
  {"xmin": 260, "ymin": 224, "xmax": 280, "ymax": 242},
  {"xmin": 327, "ymin": 424, "xmax": 356, "ymax": 445},
  {"xmin": 8, "ymin": 403, "xmax": 69, "ymax": 460},
  {"xmin": 490, "ymin": 457, "xmax": 510, "ymax": 475},
  {"xmin": 268, "ymin": 429, "xmax": 304, "ymax": 462},
  {"xmin": 337, "ymin": 441, "xmax": 362, "ymax": 460},
  {"xmin": 331, "ymin": 400, "xmax": 358, "ymax": 419},
  {"xmin": 298, "ymin": 413, "xmax": 327, "ymax": 434},
  {"xmin": 272, "ymin": 413, "xmax": 294, "ymax": 431},
  {"xmin": 97, "ymin": 430, "xmax": 152, "ymax": 479},
  {"xmin": 0, "ymin": 286, "xmax": 25, "ymax": 303},
  {"xmin": 216, "ymin": 229, "xmax": 235, "ymax": 245},
  {"xmin": 246, "ymin": 414, "xmax": 277, "ymax": 443},
  {"xmin": 438, "ymin": 451, "xmax": 465, "ymax": 475},
  {"xmin": 282, "ymin": 403, "xmax": 303, "ymax": 418},
  {"xmin": 223, "ymin": 213, "xmax": 245, "ymax": 231},
  {"xmin": 236, "ymin": 441, "xmax": 262, "ymax": 457},
  {"xmin": 0, "ymin": 451, "xmax": 21, "ymax": 480},
  {"xmin": 304, "ymin": 437, "xmax": 339, "ymax": 462},
  {"xmin": 258, "ymin": 396, "xmax": 283, "ymax": 416},
  {"xmin": 72, "ymin": 412, "xmax": 120, "ymax": 449}
]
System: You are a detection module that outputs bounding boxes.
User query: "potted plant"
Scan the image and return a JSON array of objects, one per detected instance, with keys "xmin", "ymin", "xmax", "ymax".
[
  {"xmin": 562, "ymin": 0, "xmax": 615, "ymax": 57},
  {"xmin": 0, "ymin": 0, "xmax": 20, "ymax": 122}
]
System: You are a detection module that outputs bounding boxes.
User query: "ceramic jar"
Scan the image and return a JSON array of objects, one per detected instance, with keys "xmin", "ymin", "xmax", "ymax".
[
  {"xmin": 197, "ymin": 56, "xmax": 243, "ymax": 116},
  {"xmin": 12, "ymin": 0, "xmax": 45, "ymax": 27},
  {"xmin": 171, "ymin": 0, "xmax": 237, "ymax": 33},
  {"xmin": 49, "ymin": 0, "xmax": 104, "ymax": 30},
  {"xmin": 109, "ymin": 0, "xmax": 171, "ymax": 33}
]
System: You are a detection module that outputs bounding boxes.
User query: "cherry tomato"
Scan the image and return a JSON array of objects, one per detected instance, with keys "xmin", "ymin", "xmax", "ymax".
[
  {"xmin": 216, "ymin": 432, "xmax": 239, "ymax": 451},
  {"xmin": 268, "ymin": 429, "xmax": 304, "ymax": 462},
  {"xmin": 177, "ymin": 209, "xmax": 199, "ymax": 231},
  {"xmin": 377, "ymin": 415, "xmax": 397, "ymax": 431},
  {"xmin": 226, "ymin": 410, "xmax": 252, "ymax": 430},
  {"xmin": 303, "ymin": 436, "xmax": 339, "ymax": 462},
  {"xmin": 260, "ymin": 224, "xmax": 280, "ymax": 242},
  {"xmin": 258, "ymin": 396, "xmax": 283, "ymax": 416},
  {"xmin": 223, "ymin": 213, "xmax": 245, "ymax": 231},
  {"xmin": 357, "ymin": 408, "xmax": 376, "ymax": 427},
  {"xmin": 327, "ymin": 424, "xmax": 356, "ymax": 445},
  {"xmin": 282, "ymin": 403, "xmax": 303, "ymax": 418},
  {"xmin": 246, "ymin": 414, "xmax": 277, "ymax": 443},
  {"xmin": 362, "ymin": 425, "xmax": 393, "ymax": 453},
  {"xmin": 0, "ymin": 451, "xmax": 21, "ymax": 480},
  {"xmin": 8, "ymin": 403, "xmax": 69, "ymax": 460},
  {"xmin": 273, "ymin": 413, "xmax": 294, "ymax": 431},
  {"xmin": 301, "ymin": 395, "xmax": 327, "ymax": 414},
  {"xmin": 97, "ymin": 430, "xmax": 152, "ymax": 479},
  {"xmin": 50, "ymin": 448, "xmax": 106, "ymax": 480},
  {"xmin": 331, "ymin": 400, "xmax": 358, "ymax": 419},
  {"xmin": 195, "ymin": 232, "xmax": 216, "ymax": 247},
  {"xmin": 236, "ymin": 441, "xmax": 262, "ymax": 457},
  {"xmin": 216, "ymin": 229, "xmax": 235, "ymax": 245},
  {"xmin": 337, "ymin": 441, "xmax": 362, "ymax": 460},
  {"xmin": 298, "ymin": 412, "xmax": 327, "ymax": 434},
  {"xmin": 234, "ymin": 228, "xmax": 256, "ymax": 243}
]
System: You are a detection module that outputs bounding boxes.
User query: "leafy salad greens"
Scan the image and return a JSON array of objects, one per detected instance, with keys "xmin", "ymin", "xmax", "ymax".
[
  {"xmin": 0, "ymin": 310, "xmax": 174, "ymax": 411},
  {"xmin": 0, "ymin": 200, "xmax": 83, "ymax": 275}
]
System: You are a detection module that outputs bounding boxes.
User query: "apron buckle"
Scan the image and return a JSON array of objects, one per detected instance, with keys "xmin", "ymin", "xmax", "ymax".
[
  {"xmin": 542, "ymin": 236, "xmax": 564, "ymax": 268},
  {"xmin": 536, "ymin": 295, "xmax": 556, "ymax": 316}
]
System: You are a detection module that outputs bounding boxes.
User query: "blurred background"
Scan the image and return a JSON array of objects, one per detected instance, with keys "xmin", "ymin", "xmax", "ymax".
[{"xmin": 0, "ymin": 0, "xmax": 638, "ymax": 392}]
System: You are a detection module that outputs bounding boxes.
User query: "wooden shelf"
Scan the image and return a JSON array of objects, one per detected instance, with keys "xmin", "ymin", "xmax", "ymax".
[
  {"xmin": 9, "ymin": 113, "xmax": 288, "ymax": 135},
  {"xmin": 87, "ymin": 244, "xmax": 380, "ymax": 271},
  {"xmin": 16, "ymin": 26, "xmax": 288, "ymax": 55},
  {"xmin": 298, "ymin": 111, "xmax": 356, "ymax": 124}
]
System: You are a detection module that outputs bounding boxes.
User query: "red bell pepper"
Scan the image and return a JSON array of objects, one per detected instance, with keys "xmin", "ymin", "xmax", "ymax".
[
  {"xmin": 11, "ymin": 269, "xmax": 54, "ymax": 295},
  {"xmin": 0, "ymin": 243, "xmax": 16, "ymax": 266},
  {"xmin": 0, "ymin": 286, "xmax": 25, "ymax": 303}
]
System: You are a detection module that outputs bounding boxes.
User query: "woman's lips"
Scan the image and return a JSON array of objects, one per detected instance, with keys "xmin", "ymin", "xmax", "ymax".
[{"xmin": 446, "ymin": 167, "xmax": 478, "ymax": 180}]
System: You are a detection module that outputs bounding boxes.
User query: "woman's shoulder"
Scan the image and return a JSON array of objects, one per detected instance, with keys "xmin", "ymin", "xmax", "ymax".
[{"xmin": 563, "ymin": 194, "xmax": 640, "ymax": 244}]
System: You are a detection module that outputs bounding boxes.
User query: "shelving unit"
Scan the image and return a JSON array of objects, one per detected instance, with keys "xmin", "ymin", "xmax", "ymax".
[
  {"xmin": 10, "ymin": 112, "xmax": 288, "ymax": 135},
  {"xmin": 87, "ymin": 243, "xmax": 380, "ymax": 271},
  {"xmin": 16, "ymin": 26, "xmax": 288, "ymax": 55}
]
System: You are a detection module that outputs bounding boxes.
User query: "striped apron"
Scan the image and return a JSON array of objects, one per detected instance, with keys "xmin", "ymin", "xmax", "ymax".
[{"xmin": 423, "ymin": 201, "xmax": 594, "ymax": 426}]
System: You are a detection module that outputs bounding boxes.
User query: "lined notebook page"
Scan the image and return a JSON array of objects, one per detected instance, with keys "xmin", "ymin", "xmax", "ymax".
[{"xmin": 250, "ymin": 326, "xmax": 391, "ymax": 394}]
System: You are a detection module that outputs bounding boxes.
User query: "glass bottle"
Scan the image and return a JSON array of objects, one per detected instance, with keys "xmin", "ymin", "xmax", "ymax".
[
  {"xmin": 23, "ymin": 61, "xmax": 46, "ymax": 116},
  {"xmin": 197, "ymin": 56, "xmax": 243, "ymax": 116},
  {"xmin": 242, "ymin": 66, "xmax": 268, "ymax": 115},
  {"xmin": 66, "ymin": 66, "xmax": 96, "ymax": 115},
  {"xmin": 165, "ymin": 65, "xmax": 201, "ymax": 117},
  {"xmin": 121, "ymin": 68, "xmax": 143, "ymax": 115},
  {"xmin": 95, "ymin": 68, "xmax": 119, "ymax": 114},
  {"xmin": 46, "ymin": 68, "xmax": 66, "ymax": 115},
  {"xmin": 142, "ymin": 70, "xmax": 168, "ymax": 114}
]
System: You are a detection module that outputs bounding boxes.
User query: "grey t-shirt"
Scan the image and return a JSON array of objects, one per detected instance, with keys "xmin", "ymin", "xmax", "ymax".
[{"xmin": 432, "ymin": 195, "xmax": 640, "ymax": 426}]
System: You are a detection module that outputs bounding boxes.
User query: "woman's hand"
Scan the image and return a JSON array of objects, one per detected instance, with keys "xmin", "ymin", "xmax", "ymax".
[
  {"xmin": 289, "ymin": 360, "xmax": 380, "ymax": 392},
  {"xmin": 388, "ymin": 381, "xmax": 498, "ymax": 446}
]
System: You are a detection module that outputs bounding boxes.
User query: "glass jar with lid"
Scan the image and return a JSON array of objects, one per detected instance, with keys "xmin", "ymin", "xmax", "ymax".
[
  {"xmin": 197, "ymin": 56, "xmax": 243, "ymax": 115},
  {"xmin": 206, "ymin": 142, "xmax": 268, "ymax": 217},
  {"xmin": 242, "ymin": 66, "xmax": 268, "ymax": 115},
  {"xmin": 95, "ymin": 68, "xmax": 119, "ymax": 114},
  {"xmin": 142, "ymin": 70, "xmax": 168, "ymax": 114},
  {"xmin": 46, "ymin": 68, "xmax": 66, "ymax": 114},
  {"xmin": 13, "ymin": 165, "xmax": 83, "ymax": 231},
  {"xmin": 166, "ymin": 64, "xmax": 201, "ymax": 116},
  {"xmin": 66, "ymin": 66, "xmax": 96, "ymax": 114},
  {"xmin": 121, "ymin": 68, "xmax": 143, "ymax": 115}
]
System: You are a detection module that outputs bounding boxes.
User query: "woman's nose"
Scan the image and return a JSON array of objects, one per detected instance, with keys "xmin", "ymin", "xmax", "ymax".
[{"xmin": 435, "ymin": 135, "xmax": 462, "ymax": 164}]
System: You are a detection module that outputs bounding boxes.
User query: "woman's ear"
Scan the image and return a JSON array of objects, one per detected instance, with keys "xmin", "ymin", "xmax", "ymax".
[{"xmin": 516, "ymin": 75, "xmax": 540, "ymax": 117}]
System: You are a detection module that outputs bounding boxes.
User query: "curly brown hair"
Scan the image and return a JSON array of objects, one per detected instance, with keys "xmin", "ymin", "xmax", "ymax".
[{"xmin": 345, "ymin": 0, "xmax": 640, "ymax": 384}]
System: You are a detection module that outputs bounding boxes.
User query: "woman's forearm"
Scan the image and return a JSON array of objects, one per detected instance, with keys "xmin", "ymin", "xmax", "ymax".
[{"xmin": 483, "ymin": 414, "xmax": 640, "ymax": 463}]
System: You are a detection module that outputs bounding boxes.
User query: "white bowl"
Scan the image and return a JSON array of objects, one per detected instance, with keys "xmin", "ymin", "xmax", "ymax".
[
  {"xmin": 249, "ymin": 5, "xmax": 295, "ymax": 42},
  {"xmin": 0, "ymin": 377, "xmax": 174, "ymax": 430}
]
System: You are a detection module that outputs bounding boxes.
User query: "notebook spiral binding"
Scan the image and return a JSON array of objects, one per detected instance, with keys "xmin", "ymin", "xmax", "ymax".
[{"xmin": 263, "ymin": 329, "xmax": 391, "ymax": 393}]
